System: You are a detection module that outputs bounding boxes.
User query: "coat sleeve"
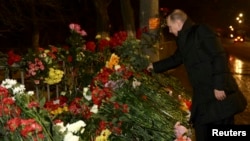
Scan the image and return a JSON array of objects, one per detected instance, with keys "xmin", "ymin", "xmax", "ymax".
[
  {"xmin": 152, "ymin": 48, "xmax": 183, "ymax": 73},
  {"xmin": 197, "ymin": 25, "xmax": 229, "ymax": 90}
]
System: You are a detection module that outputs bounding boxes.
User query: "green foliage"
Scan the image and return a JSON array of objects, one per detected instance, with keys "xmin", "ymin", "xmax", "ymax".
[{"xmin": 115, "ymin": 38, "xmax": 150, "ymax": 72}]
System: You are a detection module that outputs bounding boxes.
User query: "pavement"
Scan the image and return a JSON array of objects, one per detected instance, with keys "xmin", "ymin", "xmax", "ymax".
[{"xmin": 227, "ymin": 57, "xmax": 250, "ymax": 125}]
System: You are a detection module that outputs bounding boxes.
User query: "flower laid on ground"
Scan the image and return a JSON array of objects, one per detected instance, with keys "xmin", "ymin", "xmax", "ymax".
[
  {"xmin": 105, "ymin": 53, "xmax": 120, "ymax": 69},
  {"xmin": 44, "ymin": 96, "xmax": 68, "ymax": 116},
  {"xmin": 1, "ymin": 23, "xmax": 192, "ymax": 141},
  {"xmin": 0, "ymin": 79, "xmax": 53, "ymax": 141},
  {"xmin": 173, "ymin": 121, "xmax": 192, "ymax": 141},
  {"xmin": 95, "ymin": 129, "xmax": 112, "ymax": 141},
  {"xmin": 1, "ymin": 78, "xmax": 26, "ymax": 95},
  {"xmin": 55, "ymin": 120, "xmax": 86, "ymax": 141}
]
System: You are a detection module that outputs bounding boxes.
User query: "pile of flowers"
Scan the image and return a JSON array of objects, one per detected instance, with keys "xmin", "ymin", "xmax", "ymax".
[
  {"xmin": 0, "ymin": 79, "xmax": 51, "ymax": 141},
  {"xmin": 0, "ymin": 23, "xmax": 192, "ymax": 141},
  {"xmin": 24, "ymin": 46, "xmax": 65, "ymax": 84}
]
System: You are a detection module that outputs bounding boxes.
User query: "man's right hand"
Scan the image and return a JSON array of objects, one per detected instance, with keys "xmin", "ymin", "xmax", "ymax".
[{"xmin": 147, "ymin": 63, "xmax": 153, "ymax": 72}]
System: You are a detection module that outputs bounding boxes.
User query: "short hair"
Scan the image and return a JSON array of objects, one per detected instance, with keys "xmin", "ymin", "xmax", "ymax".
[{"xmin": 168, "ymin": 9, "xmax": 188, "ymax": 23}]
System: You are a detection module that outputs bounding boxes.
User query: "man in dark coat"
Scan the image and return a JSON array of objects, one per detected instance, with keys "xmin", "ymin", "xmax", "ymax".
[{"xmin": 147, "ymin": 9, "xmax": 247, "ymax": 141}]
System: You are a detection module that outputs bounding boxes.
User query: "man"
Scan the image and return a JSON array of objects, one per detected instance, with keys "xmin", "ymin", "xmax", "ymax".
[{"xmin": 147, "ymin": 9, "xmax": 247, "ymax": 141}]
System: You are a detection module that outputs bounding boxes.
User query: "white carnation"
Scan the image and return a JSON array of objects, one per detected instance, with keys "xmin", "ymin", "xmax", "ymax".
[
  {"xmin": 83, "ymin": 87, "xmax": 91, "ymax": 101},
  {"xmin": 66, "ymin": 120, "xmax": 86, "ymax": 134},
  {"xmin": 90, "ymin": 104, "xmax": 98, "ymax": 114},
  {"xmin": 64, "ymin": 132, "xmax": 79, "ymax": 141}
]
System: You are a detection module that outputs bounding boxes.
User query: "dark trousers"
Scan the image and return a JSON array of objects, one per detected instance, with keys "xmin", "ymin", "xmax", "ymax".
[{"xmin": 194, "ymin": 116, "xmax": 234, "ymax": 141}]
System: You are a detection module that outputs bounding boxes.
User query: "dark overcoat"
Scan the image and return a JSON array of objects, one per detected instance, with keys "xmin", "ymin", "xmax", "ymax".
[{"xmin": 153, "ymin": 19, "xmax": 247, "ymax": 126}]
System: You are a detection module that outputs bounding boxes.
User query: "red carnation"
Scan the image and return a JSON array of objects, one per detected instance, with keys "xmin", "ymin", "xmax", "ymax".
[
  {"xmin": 6, "ymin": 117, "xmax": 22, "ymax": 132},
  {"xmin": 98, "ymin": 39, "xmax": 110, "ymax": 51},
  {"xmin": 86, "ymin": 41, "xmax": 96, "ymax": 52}
]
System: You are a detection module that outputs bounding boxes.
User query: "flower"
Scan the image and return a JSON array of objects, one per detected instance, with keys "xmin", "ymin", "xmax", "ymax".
[
  {"xmin": 83, "ymin": 86, "xmax": 91, "ymax": 101},
  {"xmin": 105, "ymin": 53, "xmax": 120, "ymax": 69},
  {"xmin": 1, "ymin": 79, "xmax": 25, "ymax": 95},
  {"xmin": 44, "ymin": 68, "xmax": 64, "ymax": 85},
  {"xmin": 90, "ymin": 104, "xmax": 98, "ymax": 114},
  {"xmin": 64, "ymin": 132, "xmax": 79, "ymax": 141},
  {"xmin": 69, "ymin": 23, "xmax": 87, "ymax": 36},
  {"xmin": 174, "ymin": 121, "xmax": 192, "ymax": 141},
  {"xmin": 109, "ymin": 31, "xmax": 128, "ymax": 49},
  {"xmin": 132, "ymin": 78, "xmax": 141, "ymax": 88},
  {"xmin": 23, "ymin": 45, "xmax": 65, "ymax": 85},
  {"xmin": 86, "ymin": 41, "xmax": 96, "ymax": 52},
  {"xmin": 7, "ymin": 50, "xmax": 22, "ymax": 66},
  {"xmin": 0, "ymin": 79, "xmax": 55, "ymax": 141},
  {"xmin": 95, "ymin": 129, "xmax": 112, "ymax": 141},
  {"xmin": 178, "ymin": 94, "xmax": 192, "ymax": 119},
  {"xmin": 1, "ymin": 25, "xmax": 192, "ymax": 141},
  {"xmin": 65, "ymin": 120, "xmax": 86, "ymax": 134},
  {"xmin": 55, "ymin": 120, "xmax": 86, "ymax": 141}
]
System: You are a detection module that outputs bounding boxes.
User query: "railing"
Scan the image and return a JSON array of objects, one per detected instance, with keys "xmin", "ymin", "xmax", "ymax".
[
  {"xmin": 0, "ymin": 64, "xmax": 61, "ymax": 101},
  {"xmin": 0, "ymin": 41, "xmax": 177, "ymax": 101}
]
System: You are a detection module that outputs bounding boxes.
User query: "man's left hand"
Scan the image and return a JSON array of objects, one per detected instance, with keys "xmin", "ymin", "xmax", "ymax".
[{"xmin": 214, "ymin": 89, "xmax": 226, "ymax": 101}]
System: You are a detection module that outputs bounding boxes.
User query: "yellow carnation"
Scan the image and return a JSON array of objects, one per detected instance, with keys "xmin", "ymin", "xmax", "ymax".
[
  {"xmin": 44, "ymin": 68, "xmax": 64, "ymax": 85},
  {"xmin": 106, "ymin": 53, "xmax": 119, "ymax": 69}
]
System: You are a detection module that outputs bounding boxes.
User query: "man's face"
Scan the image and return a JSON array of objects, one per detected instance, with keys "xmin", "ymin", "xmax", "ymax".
[{"xmin": 166, "ymin": 17, "xmax": 182, "ymax": 36}]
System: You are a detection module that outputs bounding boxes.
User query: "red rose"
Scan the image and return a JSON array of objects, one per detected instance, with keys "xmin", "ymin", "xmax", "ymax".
[
  {"xmin": 98, "ymin": 39, "xmax": 110, "ymax": 51},
  {"xmin": 86, "ymin": 41, "xmax": 96, "ymax": 52},
  {"xmin": 7, "ymin": 50, "xmax": 21, "ymax": 66}
]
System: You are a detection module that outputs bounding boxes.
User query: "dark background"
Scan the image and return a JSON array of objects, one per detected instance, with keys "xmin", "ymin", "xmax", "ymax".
[{"xmin": 0, "ymin": 0, "xmax": 249, "ymax": 54}]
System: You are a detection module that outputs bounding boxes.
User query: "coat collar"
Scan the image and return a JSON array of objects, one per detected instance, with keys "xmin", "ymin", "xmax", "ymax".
[
  {"xmin": 178, "ymin": 18, "xmax": 195, "ymax": 37},
  {"xmin": 176, "ymin": 18, "xmax": 196, "ymax": 57}
]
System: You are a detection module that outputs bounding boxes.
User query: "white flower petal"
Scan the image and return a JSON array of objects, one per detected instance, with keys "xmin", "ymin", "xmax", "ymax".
[
  {"xmin": 27, "ymin": 91, "xmax": 34, "ymax": 96},
  {"xmin": 114, "ymin": 65, "xmax": 121, "ymax": 70},
  {"xmin": 53, "ymin": 99, "xmax": 60, "ymax": 105},
  {"xmin": 83, "ymin": 87, "xmax": 91, "ymax": 101},
  {"xmin": 66, "ymin": 120, "xmax": 86, "ymax": 133},
  {"xmin": 64, "ymin": 132, "xmax": 79, "ymax": 141},
  {"xmin": 90, "ymin": 104, "xmax": 98, "ymax": 114}
]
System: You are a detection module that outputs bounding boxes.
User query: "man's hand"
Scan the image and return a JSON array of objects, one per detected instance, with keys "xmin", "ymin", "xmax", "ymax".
[
  {"xmin": 147, "ymin": 63, "xmax": 153, "ymax": 72},
  {"xmin": 214, "ymin": 89, "xmax": 226, "ymax": 101}
]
